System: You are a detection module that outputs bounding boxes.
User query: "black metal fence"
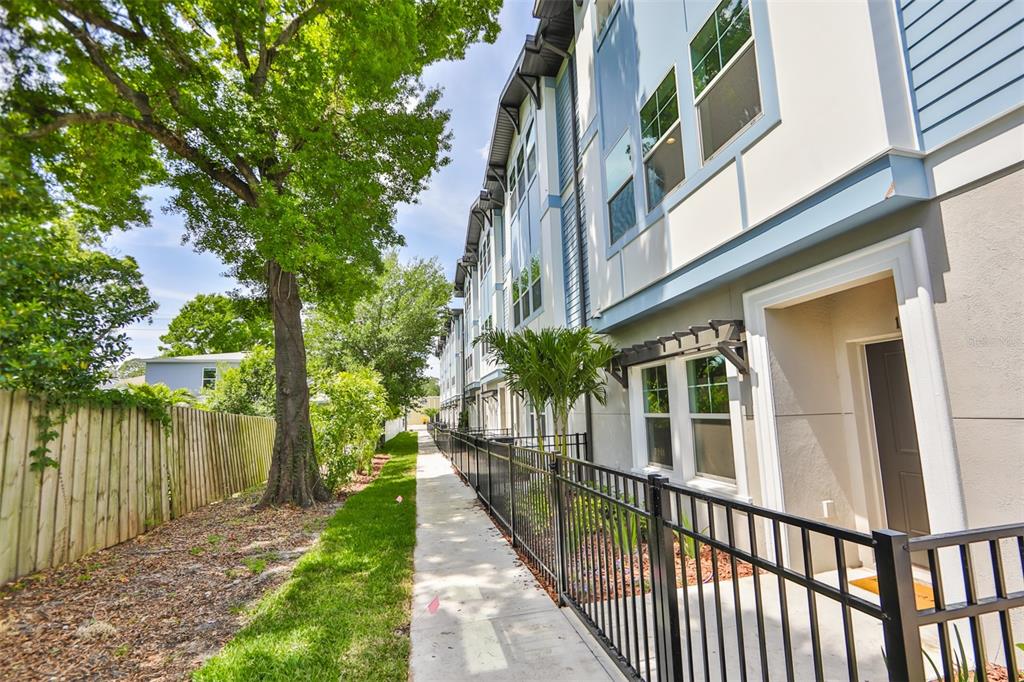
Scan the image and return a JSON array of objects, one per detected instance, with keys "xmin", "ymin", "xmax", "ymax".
[{"xmin": 428, "ymin": 425, "xmax": 1023, "ymax": 682}]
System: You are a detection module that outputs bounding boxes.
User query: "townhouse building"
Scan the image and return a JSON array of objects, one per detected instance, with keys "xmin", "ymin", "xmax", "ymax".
[{"xmin": 437, "ymin": 0, "xmax": 1024, "ymax": 561}]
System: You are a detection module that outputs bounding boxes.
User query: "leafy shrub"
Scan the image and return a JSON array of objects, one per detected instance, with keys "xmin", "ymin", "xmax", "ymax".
[
  {"xmin": 202, "ymin": 346, "xmax": 275, "ymax": 416},
  {"xmin": 311, "ymin": 367, "xmax": 388, "ymax": 493},
  {"xmin": 122, "ymin": 382, "xmax": 198, "ymax": 409}
]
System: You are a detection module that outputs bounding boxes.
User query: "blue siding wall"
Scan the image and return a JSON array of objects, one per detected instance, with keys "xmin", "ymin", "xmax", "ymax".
[
  {"xmin": 560, "ymin": 190, "xmax": 591, "ymax": 328},
  {"xmin": 556, "ymin": 69, "xmax": 576, "ymax": 191},
  {"xmin": 899, "ymin": 0, "xmax": 1024, "ymax": 148},
  {"xmin": 556, "ymin": 66, "xmax": 590, "ymax": 328}
]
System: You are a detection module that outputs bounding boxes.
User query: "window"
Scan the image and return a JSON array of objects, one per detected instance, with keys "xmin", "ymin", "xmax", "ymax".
[
  {"xmin": 642, "ymin": 365, "xmax": 672, "ymax": 467},
  {"xmin": 511, "ymin": 255, "xmax": 541, "ymax": 326},
  {"xmin": 480, "ymin": 231, "xmax": 491, "ymax": 275},
  {"xmin": 690, "ymin": 0, "xmax": 762, "ymax": 161},
  {"xmin": 202, "ymin": 367, "xmax": 217, "ymax": 390},
  {"xmin": 686, "ymin": 355, "xmax": 735, "ymax": 480},
  {"xmin": 640, "ymin": 70, "xmax": 685, "ymax": 210},
  {"xmin": 605, "ymin": 132, "xmax": 635, "ymax": 245}
]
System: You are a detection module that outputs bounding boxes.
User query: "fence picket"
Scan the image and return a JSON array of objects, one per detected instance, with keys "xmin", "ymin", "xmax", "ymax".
[
  {"xmin": 15, "ymin": 399, "xmax": 41, "ymax": 578},
  {"xmin": 93, "ymin": 408, "xmax": 111, "ymax": 556},
  {"xmin": 35, "ymin": 401, "xmax": 62, "ymax": 572},
  {"xmin": 52, "ymin": 406, "xmax": 76, "ymax": 566}
]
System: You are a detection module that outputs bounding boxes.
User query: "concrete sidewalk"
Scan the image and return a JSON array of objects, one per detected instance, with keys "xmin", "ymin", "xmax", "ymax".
[{"xmin": 410, "ymin": 428, "xmax": 622, "ymax": 681}]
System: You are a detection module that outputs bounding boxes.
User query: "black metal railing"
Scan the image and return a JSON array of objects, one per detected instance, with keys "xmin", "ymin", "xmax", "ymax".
[{"xmin": 428, "ymin": 425, "xmax": 1023, "ymax": 681}]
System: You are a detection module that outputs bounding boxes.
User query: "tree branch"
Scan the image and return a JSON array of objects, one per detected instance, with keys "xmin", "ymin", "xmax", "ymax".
[
  {"xmin": 250, "ymin": 0, "xmax": 330, "ymax": 96},
  {"xmin": 25, "ymin": 111, "xmax": 257, "ymax": 206},
  {"xmin": 52, "ymin": 12, "xmax": 153, "ymax": 119},
  {"xmin": 233, "ymin": 28, "xmax": 251, "ymax": 71},
  {"xmin": 49, "ymin": 0, "xmax": 146, "ymax": 43}
]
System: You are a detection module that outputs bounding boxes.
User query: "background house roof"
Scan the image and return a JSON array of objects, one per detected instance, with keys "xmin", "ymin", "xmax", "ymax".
[{"xmin": 143, "ymin": 352, "xmax": 248, "ymax": 364}]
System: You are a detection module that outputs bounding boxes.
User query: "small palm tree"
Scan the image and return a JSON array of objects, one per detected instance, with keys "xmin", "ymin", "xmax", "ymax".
[{"xmin": 475, "ymin": 326, "xmax": 615, "ymax": 455}]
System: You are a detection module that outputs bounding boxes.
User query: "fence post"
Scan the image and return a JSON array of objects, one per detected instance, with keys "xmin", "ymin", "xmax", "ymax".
[
  {"xmin": 648, "ymin": 474, "xmax": 683, "ymax": 681},
  {"xmin": 485, "ymin": 438, "xmax": 493, "ymax": 512},
  {"xmin": 508, "ymin": 444, "xmax": 517, "ymax": 549},
  {"xmin": 873, "ymin": 529, "xmax": 925, "ymax": 681},
  {"xmin": 549, "ymin": 458, "xmax": 569, "ymax": 605}
]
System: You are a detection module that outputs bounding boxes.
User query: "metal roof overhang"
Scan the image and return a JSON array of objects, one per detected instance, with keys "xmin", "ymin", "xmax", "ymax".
[{"xmin": 454, "ymin": 1, "xmax": 575, "ymax": 279}]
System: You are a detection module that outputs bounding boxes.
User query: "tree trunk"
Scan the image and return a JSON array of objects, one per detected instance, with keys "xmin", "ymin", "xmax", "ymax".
[{"xmin": 258, "ymin": 259, "xmax": 330, "ymax": 507}]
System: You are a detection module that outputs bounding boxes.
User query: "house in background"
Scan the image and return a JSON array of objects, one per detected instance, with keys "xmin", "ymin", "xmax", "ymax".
[{"xmin": 143, "ymin": 352, "xmax": 246, "ymax": 395}]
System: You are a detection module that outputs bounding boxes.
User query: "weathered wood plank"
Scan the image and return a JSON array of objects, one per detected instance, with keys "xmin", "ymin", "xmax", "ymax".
[
  {"xmin": 126, "ymin": 408, "xmax": 138, "ymax": 540},
  {"xmin": 67, "ymin": 407, "xmax": 90, "ymax": 565},
  {"xmin": 34, "ymin": 401, "xmax": 62, "ymax": 572},
  {"xmin": 15, "ymin": 398, "xmax": 42, "ymax": 578},
  {"xmin": 105, "ymin": 408, "xmax": 122, "ymax": 547},
  {"xmin": 93, "ymin": 407, "xmax": 111, "ymax": 554},
  {"xmin": 52, "ymin": 405, "xmax": 77, "ymax": 567},
  {"xmin": 0, "ymin": 393, "xmax": 29, "ymax": 583},
  {"xmin": 81, "ymin": 407, "xmax": 103, "ymax": 555},
  {"xmin": 118, "ymin": 408, "xmax": 131, "ymax": 542}
]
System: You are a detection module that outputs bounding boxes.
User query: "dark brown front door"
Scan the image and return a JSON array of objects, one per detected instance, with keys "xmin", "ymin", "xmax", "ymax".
[{"xmin": 866, "ymin": 339, "xmax": 931, "ymax": 537}]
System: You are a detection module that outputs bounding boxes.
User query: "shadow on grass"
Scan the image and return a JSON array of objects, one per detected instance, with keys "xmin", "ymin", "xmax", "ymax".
[{"xmin": 195, "ymin": 432, "xmax": 419, "ymax": 682}]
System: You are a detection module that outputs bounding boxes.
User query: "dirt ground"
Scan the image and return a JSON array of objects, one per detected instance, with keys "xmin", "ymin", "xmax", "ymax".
[{"xmin": 0, "ymin": 455, "xmax": 388, "ymax": 681}]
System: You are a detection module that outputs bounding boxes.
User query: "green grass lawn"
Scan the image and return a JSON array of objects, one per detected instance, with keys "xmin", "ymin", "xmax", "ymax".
[{"xmin": 195, "ymin": 432, "xmax": 419, "ymax": 681}]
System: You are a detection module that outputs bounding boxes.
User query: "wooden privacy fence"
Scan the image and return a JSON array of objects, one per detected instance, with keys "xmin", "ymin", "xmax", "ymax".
[{"xmin": 0, "ymin": 391, "xmax": 275, "ymax": 585}]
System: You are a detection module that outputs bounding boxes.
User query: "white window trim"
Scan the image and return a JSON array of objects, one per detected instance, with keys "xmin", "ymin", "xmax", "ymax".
[
  {"xmin": 202, "ymin": 366, "xmax": 217, "ymax": 389},
  {"xmin": 742, "ymin": 228, "xmax": 965, "ymax": 537},
  {"xmin": 627, "ymin": 353, "xmax": 749, "ymax": 500}
]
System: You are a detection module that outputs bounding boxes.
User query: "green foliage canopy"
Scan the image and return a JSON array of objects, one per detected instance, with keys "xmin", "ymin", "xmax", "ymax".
[
  {"xmin": 0, "ymin": 217, "xmax": 157, "ymax": 395},
  {"xmin": 160, "ymin": 293, "xmax": 271, "ymax": 356},
  {"xmin": 2, "ymin": 0, "xmax": 501, "ymax": 299},
  {"xmin": 307, "ymin": 253, "xmax": 451, "ymax": 415}
]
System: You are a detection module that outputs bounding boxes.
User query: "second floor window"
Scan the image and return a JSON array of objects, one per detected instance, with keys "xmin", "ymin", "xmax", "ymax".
[
  {"xmin": 480, "ymin": 231, "xmax": 491, "ymax": 275},
  {"xmin": 511, "ymin": 256, "xmax": 541, "ymax": 327},
  {"xmin": 691, "ymin": 0, "xmax": 762, "ymax": 161},
  {"xmin": 640, "ymin": 69, "xmax": 685, "ymax": 210},
  {"xmin": 606, "ymin": 132, "xmax": 635, "ymax": 245}
]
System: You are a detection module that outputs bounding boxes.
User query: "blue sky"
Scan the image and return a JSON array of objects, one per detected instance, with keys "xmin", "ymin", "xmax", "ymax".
[{"xmin": 105, "ymin": 2, "xmax": 536, "ymax": 361}]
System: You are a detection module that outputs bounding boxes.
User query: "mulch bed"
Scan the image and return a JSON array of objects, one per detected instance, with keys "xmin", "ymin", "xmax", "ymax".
[{"xmin": 0, "ymin": 455, "xmax": 388, "ymax": 681}]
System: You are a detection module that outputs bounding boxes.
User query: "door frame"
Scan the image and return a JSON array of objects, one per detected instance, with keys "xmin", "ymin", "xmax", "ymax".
[{"xmin": 742, "ymin": 228, "xmax": 966, "ymax": 542}]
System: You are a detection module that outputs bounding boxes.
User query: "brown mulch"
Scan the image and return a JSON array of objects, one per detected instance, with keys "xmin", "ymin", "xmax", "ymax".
[{"xmin": 0, "ymin": 455, "xmax": 388, "ymax": 681}]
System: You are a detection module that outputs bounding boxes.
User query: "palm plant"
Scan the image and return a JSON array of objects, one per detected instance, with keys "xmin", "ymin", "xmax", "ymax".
[{"xmin": 475, "ymin": 326, "xmax": 615, "ymax": 454}]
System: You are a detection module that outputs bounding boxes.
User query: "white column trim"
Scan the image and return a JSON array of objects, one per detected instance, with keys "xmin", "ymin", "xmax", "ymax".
[{"xmin": 742, "ymin": 228, "xmax": 966, "ymax": 534}]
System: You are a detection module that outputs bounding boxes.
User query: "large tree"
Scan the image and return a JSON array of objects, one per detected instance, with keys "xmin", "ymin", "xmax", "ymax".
[
  {"xmin": 307, "ymin": 252, "xmax": 451, "ymax": 415},
  {"xmin": 2, "ymin": 1, "xmax": 500, "ymax": 506},
  {"xmin": 159, "ymin": 293, "xmax": 271, "ymax": 356}
]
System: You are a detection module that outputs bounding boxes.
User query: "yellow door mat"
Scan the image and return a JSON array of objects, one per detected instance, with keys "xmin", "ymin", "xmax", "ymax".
[{"xmin": 850, "ymin": 575, "xmax": 935, "ymax": 610}]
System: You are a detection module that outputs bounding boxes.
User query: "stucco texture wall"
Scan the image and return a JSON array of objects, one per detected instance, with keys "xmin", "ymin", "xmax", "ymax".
[{"xmin": 927, "ymin": 167, "xmax": 1024, "ymax": 529}]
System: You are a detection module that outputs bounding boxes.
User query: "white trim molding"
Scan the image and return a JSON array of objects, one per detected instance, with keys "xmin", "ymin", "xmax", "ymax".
[{"xmin": 742, "ymin": 228, "xmax": 967, "ymax": 535}]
